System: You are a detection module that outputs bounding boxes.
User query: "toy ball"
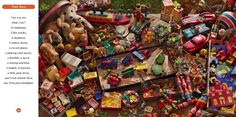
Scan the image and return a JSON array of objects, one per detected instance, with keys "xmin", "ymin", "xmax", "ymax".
[{"xmin": 217, "ymin": 11, "xmax": 236, "ymax": 29}]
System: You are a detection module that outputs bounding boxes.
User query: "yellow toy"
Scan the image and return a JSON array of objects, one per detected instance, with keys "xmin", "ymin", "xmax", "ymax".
[{"xmin": 145, "ymin": 31, "xmax": 153, "ymax": 43}]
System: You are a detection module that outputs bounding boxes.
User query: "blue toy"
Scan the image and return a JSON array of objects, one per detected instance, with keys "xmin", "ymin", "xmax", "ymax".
[
  {"xmin": 182, "ymin": 23, "xmax": 210, "ymax": 40},
  {"xmin": 132, "ymin": 51, "xmax": 144, "ymax": 61}
]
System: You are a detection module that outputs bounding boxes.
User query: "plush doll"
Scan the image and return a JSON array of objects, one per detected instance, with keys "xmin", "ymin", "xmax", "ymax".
[
  {"xmin": 42, "ymin": 21, "xmax": 65, "ymax": 50},
  {"xmin": 57, "ymin": 15, "xmax": 87, "ymax": 46},
  {"xmin": 57, "ymin": 4, "xmax": 94, "ymax": 31},
  {"xmin": 69, "ymin": 22, "xmax": 87, "ymax": 43}
]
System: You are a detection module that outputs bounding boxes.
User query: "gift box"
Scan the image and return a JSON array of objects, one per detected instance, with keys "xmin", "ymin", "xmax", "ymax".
[
  {"xmin": 61, "ymin": 53, "xmax": 82, "ymax": 71},
  {"xmin": 46, "ymin": 103, "xmax": 54, "ymax": 110},
  {"xmin": 57, "ymin": 105, "xmax": 65, "ymax": 112},
  {"xmin": 58, "ymin": 94, "xmax": 66, "ymax": 100},
  {"xmin": 61, "ymin": 97, "xmax": 70, "ymax": 106},
  {"xmin": 45, "ymin": 92, "xmax": 54, "ymax": 99},
  {"xmin": 51, "ymin": 97, "xmax": 58, "ymax": 103},
  {"xmin": 88, "ymin": 98, "xmax": 99, "ymax": 109},
  {"xmin": 68, "ymin": 76, "xmax": 84, "ymax": 88},
  {"xmin": 50, "ymin": 107, "xmax": 58, "ymax": 115},
  {"xmin": 54, "ymin": 101, "xmax": 62, "ymax": 107},
  {"xmin": 53, "ymin": 91, "xmax": 61, "ymax": 97},
  {"xmin": 58, "ymin": 67, "xmax": 71, "ymax": 82},
  {"xmin": 40, "ymin": 79, "xmax": 55, "ymax": 92},
  {"xmin": 101, "ymin": 92, "xmax": 122, "ymax": 109},
  {"xmin": 42, "ymin": 99, "xmax": 50, "ymax": 106},
  {"xmin": 83, "ymin": 72, "xmax": 98, "ymax": 80}
]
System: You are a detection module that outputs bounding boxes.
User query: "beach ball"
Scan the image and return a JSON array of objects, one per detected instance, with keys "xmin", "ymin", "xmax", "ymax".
[{"xmin": 217, "ymin": 11, "xmax": 236, "ymax": 29}]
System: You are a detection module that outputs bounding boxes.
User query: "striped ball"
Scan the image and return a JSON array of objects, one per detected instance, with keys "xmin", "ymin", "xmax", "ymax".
[{"xmin": 217, "ymin": 11, "xmax": 236, "ymax": 29}]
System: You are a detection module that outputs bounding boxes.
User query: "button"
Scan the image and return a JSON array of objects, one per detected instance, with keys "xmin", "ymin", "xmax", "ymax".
[
  {"xmin": 2, "ymin": 4, "xmax": 35, "ymax": 9},
  {"xmin": 16, "ymin": 108, "xmax": 21, "ymax": 113}
]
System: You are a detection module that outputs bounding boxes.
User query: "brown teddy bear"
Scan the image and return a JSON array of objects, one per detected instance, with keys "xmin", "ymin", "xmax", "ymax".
[
  {"xmin": 57, "ymin": 14, "xmax": 87, "ymax": 45},
  {"xmin": 42, "ymin": 21, "xmax": 65, "ymax": 50}
]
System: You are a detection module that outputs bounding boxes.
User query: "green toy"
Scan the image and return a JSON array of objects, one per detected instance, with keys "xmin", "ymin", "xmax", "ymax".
[
  {"xmin": 156, "ymin": 54, "xmax": 165, "ymax": 65},
  {"xmin": 151, "ymin": 64, "xmax": 164, "ymax": 76}
]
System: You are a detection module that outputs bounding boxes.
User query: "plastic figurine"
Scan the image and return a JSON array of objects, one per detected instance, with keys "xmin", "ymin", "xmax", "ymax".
[
  {"xmin": 134, "ymin": 3, "xmax": 144, "ymax": 24},
  {"xmin": 177, "ymin": 98, "xmax": 197, "ymax": 109},
  {"xmin": 176, "ymin": 73, "xmax": 193, "ymax": 100},
  {"xmin": 145, "ymin": 31, "xmax": 153, "ymax": 43},
  {"xmin": 187, "ymin": 95, "xmax": 208, "ymax": 117}
]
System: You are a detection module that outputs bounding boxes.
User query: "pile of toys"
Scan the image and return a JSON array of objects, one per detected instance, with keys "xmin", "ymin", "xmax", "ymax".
[{"xmin": 39, "ymin": 0, "xmax": 236, "ymax": 116}]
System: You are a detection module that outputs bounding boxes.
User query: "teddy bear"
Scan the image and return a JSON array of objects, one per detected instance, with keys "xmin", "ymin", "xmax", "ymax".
[
  {"xmin": 57, "ymin": 4, "xmax": 94, "ymax": 31},
  {"xmin": 57, "ymin": 14, "xmax": 87, "ymax": 46},
  {"xmin": 42, "ymin": 21, "xmax": 65, "ymax": 50}
]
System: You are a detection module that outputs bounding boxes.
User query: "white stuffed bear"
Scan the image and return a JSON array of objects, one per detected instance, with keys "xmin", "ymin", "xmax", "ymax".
[{"xmin": 58, "ymin": 4, "xmax": 94, "ymax": 31}]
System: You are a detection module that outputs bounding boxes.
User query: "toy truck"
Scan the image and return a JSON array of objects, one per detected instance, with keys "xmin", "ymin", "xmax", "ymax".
[
  {"xmin": 132, "ymin": 51, "xmax": 145, "ymax": 61},
  {"xmin": 99, "ymin": 58, "xmax": 119, "ymax": 69}
]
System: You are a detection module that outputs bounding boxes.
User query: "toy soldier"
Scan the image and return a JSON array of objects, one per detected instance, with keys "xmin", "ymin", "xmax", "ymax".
[{"xmin": 134, "ymin": 3, "xmax": 144, "ymax": 24}]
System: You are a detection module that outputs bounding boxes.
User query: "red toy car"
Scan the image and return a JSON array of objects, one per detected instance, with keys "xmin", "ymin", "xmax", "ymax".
[
  {"xmin": 182, "ymin": 12, "xmax": 216, "ymax": 27},
  {"xmin": 183, "ymin": 35, "xmax": 209, "ymax": 53}
]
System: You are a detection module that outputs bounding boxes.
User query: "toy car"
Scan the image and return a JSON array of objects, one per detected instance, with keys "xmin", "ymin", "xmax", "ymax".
[
  {"xmin": 183, "ymin": 34, "xmax": 209, "ymax": 53},
  {"xmin": 129, "ymin": 20, "xmax": 150, "ymax": 40},
  {"xmin": 132, "ymin": 51, "xmax": 145, "ymax": 61},
  {"xmin": 182, "ymin": 23, "xmax": 210, "ymax": 40},
  {"xmin": 107, "ymin": 74, "xmax": 121, "ymax": 87},
  {"xmin": 121, "ymin": 67, "xmax": 135, "ymax": 78},
  {"xmin": 99, "ymin": 58, "xmax": 119, "ymax": 69},
  {"xmin": 182, "ymin": 12, "xmax": 216, "ymax": 27},
  {"xmin": 121, "ymin": 56, "xmax": 132, "ymax": 65}
]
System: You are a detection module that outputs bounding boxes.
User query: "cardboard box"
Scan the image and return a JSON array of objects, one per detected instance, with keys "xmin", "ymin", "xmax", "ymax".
[
  {"xmin": 68, "ymin": 76, "xmax": 84, "ymax": 88},
  {"xmin": 83, "ymin": 72, "xmax": 98, "ymax": 80},
  {"xmin": 100, "ymin": 92, "xmax": 122, "ymax": 109},
  {"xmin": 40, "ymin": 79, "xmax": 55, "ymax": 92},
  {"xmin": 160, "ymin": 13, "xmax": 171, "ymax": 22},
  {"xmin": 61, "ymin": 53, "xmax": 82, "ymax": 71},
  {"xmin": 88, "ymin": 98, "xmax": 99, "ymax": 109}
]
